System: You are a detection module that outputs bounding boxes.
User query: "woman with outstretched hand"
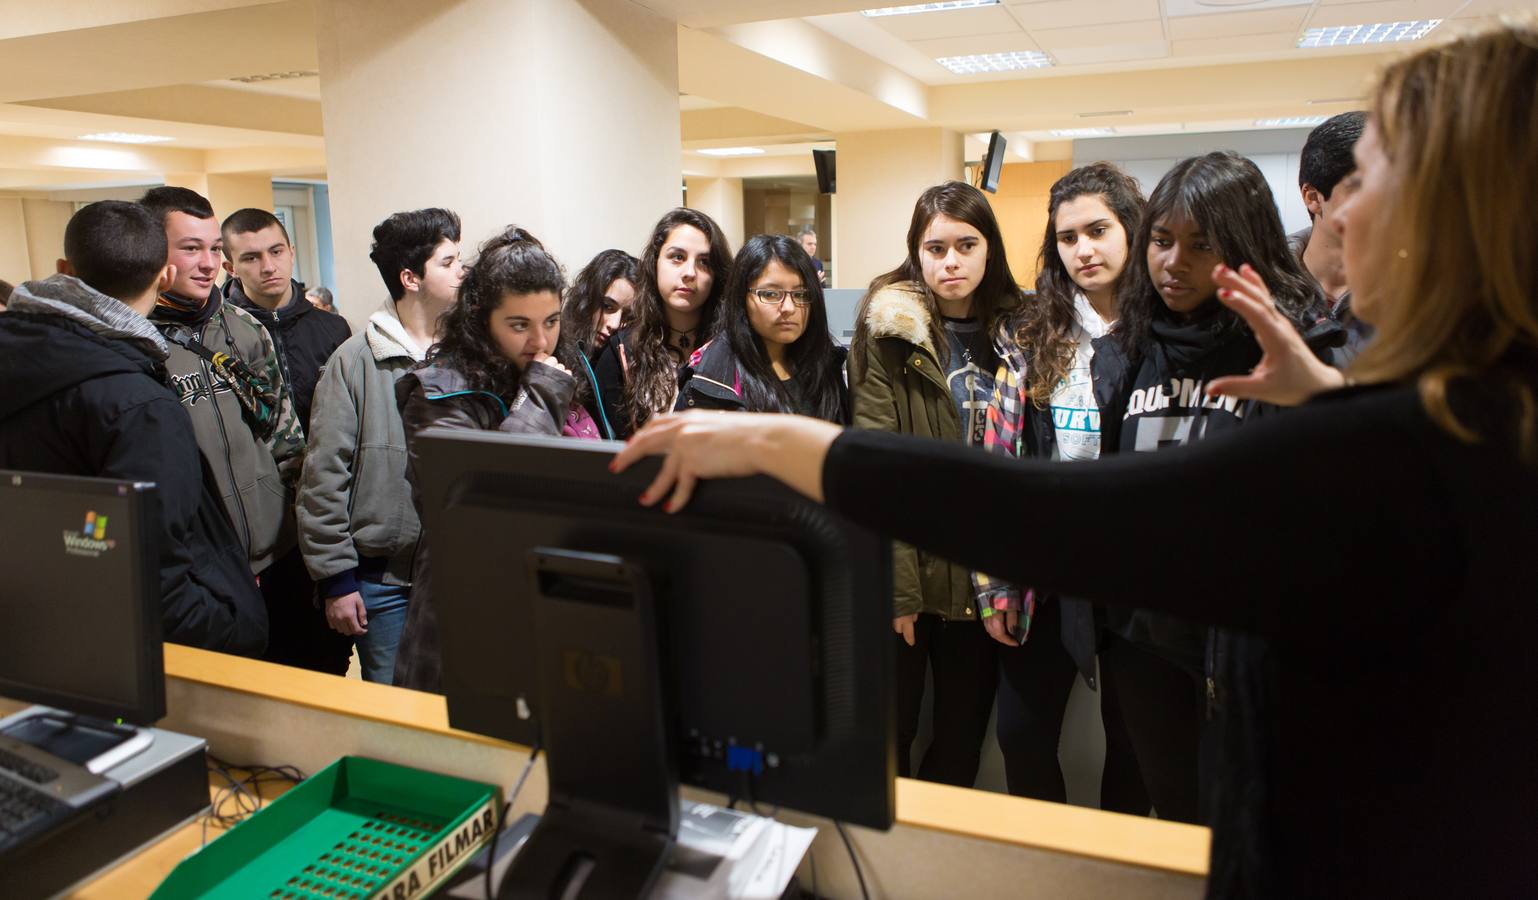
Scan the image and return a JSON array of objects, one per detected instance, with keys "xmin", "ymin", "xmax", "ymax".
[{"xmin": 613, "ymin": 20, "xmax": 1538, "ymax": 899}]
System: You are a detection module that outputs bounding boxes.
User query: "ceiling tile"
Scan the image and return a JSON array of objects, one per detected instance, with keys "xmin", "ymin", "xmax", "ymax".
[
  {"xmin": 1051, "ymin": 39, "xmax": 1171, "ymax": 65},
  {"xmin": 1307, "ymin": 0, "xmax": 1465, "ymax": 28},
  {"xmin": 1003, "ymin": 0, "xmax": 1160, "ymax": 30},
  {"xmin": 1171, "ymin": 32, "xmax": 1301, "ymax": 56},
  {"xmin": 1029, "ymin": 19, "xmax": 1165, "ymax": 50},
  {"xmin": 1168, "ymin": 7, "xmax": 1309, "ymax": 39},
  {"xmin": 910, "ymin": 32, "xmax": 1044, "ymax": 56},
  {"xmin": 1165, "ymin": 0, "xmax": 1311, "ymax": 15},
  {"xmin": 869, "ymin": 5, "xmax": 1024, "ymax": 41}
]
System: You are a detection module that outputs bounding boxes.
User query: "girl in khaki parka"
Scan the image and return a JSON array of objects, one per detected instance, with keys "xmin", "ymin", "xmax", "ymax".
[{"xmin": 848, "ymin": 181, "xmax": 1024, "ymax": 786}]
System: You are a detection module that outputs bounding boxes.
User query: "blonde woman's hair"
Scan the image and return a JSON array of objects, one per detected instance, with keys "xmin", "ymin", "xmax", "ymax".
[{"xmin": 1349, "ymin": 15, "xmax": 1538, "ymax": 458}]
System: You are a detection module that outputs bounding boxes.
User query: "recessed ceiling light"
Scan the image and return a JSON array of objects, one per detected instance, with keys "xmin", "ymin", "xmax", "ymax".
[
  {"xmin": 698, "ymin": 147, "xmax": 766, "ymax": 157},
  {"xmin": 1255, "ymin": 116, "xmax": 1327, "ymax": 127},
  {"xmin": 863, "ymin": 0, "xmax": 999, "ymax": 17},
  {"xmin": 1298, "ymin": 20, "xmax": 1441, "ymax": 48},
  {"xmin": 77, "ymin": 132, "xmax": 173, "ymax": 144},
  {"xmin": 937, "ymin": 50, "xmax": 1052, "ymax": 74},
  {"xmin": 1050, "ymin": 128, "xmax": 1114, "ymax": 138}
]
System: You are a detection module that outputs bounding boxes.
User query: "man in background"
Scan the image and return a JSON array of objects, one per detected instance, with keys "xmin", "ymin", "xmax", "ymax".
[
  {"xmin": 306, "ymin": 285, "xmax": 337, "ymax": 313},
  {"xmin": 798, "ymin": 226, "xmax": 827, "ymax": 287}
]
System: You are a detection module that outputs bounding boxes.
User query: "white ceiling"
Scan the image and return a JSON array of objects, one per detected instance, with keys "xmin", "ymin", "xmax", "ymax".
[{"xmin": 799, "ymin": 0, "xmax": 1495, "ymax": 86}]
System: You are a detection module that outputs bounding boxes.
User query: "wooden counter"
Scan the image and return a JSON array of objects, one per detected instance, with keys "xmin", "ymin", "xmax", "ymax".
[{"xmin": 41, "ymin": 645, "xmax": 1209, "ymax": 898}]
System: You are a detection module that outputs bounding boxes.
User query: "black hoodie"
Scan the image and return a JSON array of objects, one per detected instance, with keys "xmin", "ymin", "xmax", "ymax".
[
  {"xmin": 0, "ymin": 278, "xmax": 268, "ymax": 656},
  {"xmin": 226, "ymin": 278, "xmax": 351, "ymax": 435}
]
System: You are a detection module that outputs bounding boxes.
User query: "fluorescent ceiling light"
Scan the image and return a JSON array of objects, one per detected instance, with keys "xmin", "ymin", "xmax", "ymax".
[
  {"xmin": 77, "ymin": 132, "xmax": 173, "ymax": 144},
  {"xmin": 1298, "ymin": 20, "xmax": 1441, "ymax": 48},
  {"xmin": 863, "ymin": 0, "xmax": 999, "ymax": 17},
  {"xmin": 1255, "ymin": 116, "xmax": 1327, "ymax": 127},
  {"xmin": 697, "ymin": 147, "xmax": 765, "ymax": 157},
  {"xmin": 1050, "ymin": 128, "xmax": 1114, "ymax": 138},
  {"xmin": 937, "ymin": 50, "xmax": 1052, "ymax": 74}
]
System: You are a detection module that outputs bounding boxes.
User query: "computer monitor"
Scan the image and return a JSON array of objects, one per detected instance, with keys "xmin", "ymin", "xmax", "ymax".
[
  {"xmin": 813, "ymin": 148, "xmax": 836, "ymax": 194},
  {"xmin": 981, "ymin": 130, "xmax": 1006, "ymax": 193},
  {"xmin": 0, "ymin": 470, "xmax": 164, "ymax": 726},
  {"xmin": 414, "ymin": 430, "xmax": 894, "ymax": 898}
]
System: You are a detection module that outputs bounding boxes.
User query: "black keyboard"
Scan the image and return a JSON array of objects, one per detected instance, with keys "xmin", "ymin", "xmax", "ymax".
[
  {"xmin": 0, "ymin": 775, "xmax": 73, "ymax": 851},
  {"xmin": 0, "ymin": 745, "xmax": 58, "ymax": 784}
]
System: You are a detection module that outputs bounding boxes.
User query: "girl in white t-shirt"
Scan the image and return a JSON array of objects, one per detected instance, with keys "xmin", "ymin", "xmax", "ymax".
[{"xmin": 972, "ymin": 163, "xmax": 1149, "ymax": 808}]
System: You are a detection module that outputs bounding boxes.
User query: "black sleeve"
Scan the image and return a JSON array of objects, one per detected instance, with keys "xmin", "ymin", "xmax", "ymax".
[
  {"xmin": 822, "ymin": 389, "xmax": 1461, "ymax": 644},
  {"xmin": 590, "ymin": 341, "xmax": 631, "ymax": 440},
  {"xmin": 99, "ymin": 395, "xmax": 268, "ymax": 656}
]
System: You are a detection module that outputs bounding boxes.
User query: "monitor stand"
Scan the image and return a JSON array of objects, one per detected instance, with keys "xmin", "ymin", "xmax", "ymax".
[
  {"xmin": 0, "ymin": 708, "xmax": 154, "ymax": 774},
  {"xmin": 495, "ymin": 548, "xmax": 680, "ymax": 900}
]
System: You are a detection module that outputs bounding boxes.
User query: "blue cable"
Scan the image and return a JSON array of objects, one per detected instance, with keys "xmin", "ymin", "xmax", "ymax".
[{"xmin": 577, "ymin": 349, "xmax": 616, "ymax": 440}]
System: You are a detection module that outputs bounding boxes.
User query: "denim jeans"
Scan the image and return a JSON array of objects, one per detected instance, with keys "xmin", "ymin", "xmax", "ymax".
[{"xmin": 355, "ymin": 578, "xmax": 411, "ymax": 684}]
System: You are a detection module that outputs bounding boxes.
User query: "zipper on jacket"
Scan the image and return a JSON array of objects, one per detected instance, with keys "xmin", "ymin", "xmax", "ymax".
[
  {"xmin": 262, "ymin": 308, "xmax": 301, "ymax": 436},
  {"xmin": 198, "ymin": 322, "xmax": 252, "ymax": 556},
  {"xmin": 1205, "ymin": 627, "xmax": 1218, "ymax": 721}
]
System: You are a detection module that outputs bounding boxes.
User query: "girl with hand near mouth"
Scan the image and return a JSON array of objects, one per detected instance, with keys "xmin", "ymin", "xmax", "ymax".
[
  {"xmin": 847, "ymin": 180, "xmax": 1023, "ymax": 788},
  {"xmin": 972, "ymin": 162, "xmax": 1150, "ymax": 810},
  {"xmin": 674, "ymin": 233, "xmax": 848, "ymax": 423},
  {"xmin": 591, "ymin": 208, "xmax": 733, "ymax": 439},
  {"xmin": 392, "ymin": 225, "xmax": 597, "ymax": 693}
]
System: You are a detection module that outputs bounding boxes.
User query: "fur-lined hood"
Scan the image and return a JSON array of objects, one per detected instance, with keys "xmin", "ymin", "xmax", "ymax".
[{"xmin": 861, "ymin": 282, "xmax": 936, "ymax": 354}]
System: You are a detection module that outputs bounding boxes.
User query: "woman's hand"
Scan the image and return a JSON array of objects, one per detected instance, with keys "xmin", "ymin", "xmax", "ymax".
[
  {"xmin": 610, "ymin": 411, "xmax": 842, "ymax": 512},
  {"xmin": 983, "ymin": 609, "xmax": 1021, "ymax": 647},
  {"xmin": 1206, "ymin": 263, "xmax": 1346, "ymax": 406},
  {"xmin": 894, "ymin": 613, "xmax": 919, "ymax": 647}
]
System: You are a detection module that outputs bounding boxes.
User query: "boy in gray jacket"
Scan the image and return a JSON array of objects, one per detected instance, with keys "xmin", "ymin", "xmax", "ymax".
[{"xmin": 298, "ymin": 209, "xmax": 463, "ymax": 682}]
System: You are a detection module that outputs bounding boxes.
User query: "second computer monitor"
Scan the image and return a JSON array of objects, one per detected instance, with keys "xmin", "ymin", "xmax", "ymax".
[{"xmin": 415, "ymin": 429, "xmax": 895, "ymax": 831}]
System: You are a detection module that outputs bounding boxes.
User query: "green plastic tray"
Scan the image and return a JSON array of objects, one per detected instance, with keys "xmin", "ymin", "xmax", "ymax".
[{"xmin": 152, "ymin": 756, "xmax": 501, "ymax": 900}]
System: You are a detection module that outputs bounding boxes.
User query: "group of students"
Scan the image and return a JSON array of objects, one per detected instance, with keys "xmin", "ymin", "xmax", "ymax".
[{"xmin": 7, "ymin": 18, "xmax": 1537, "ymax": 896}]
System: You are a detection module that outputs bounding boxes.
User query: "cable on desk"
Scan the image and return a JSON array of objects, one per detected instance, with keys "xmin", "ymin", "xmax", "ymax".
[
  {"xmin": 201, "ymin": 755, "xmax": 307, "ymax": 847},
  {"xmin": 834, "ymin": 820, "xmax": 869, "ymax": 900},
  {"xmin": 485, "ymin": 738, "xmax": 542, "ymax": 900}
]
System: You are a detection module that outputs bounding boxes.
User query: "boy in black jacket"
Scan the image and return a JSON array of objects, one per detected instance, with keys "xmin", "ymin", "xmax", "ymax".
[{"xmin": 0, "ymin": 201, "xmax": 267, "ymax": 655}]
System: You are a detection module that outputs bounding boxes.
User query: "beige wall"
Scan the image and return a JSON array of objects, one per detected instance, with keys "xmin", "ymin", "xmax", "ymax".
[
  {"xmin": 684, "ymin": 176, "xmax": 745, "ymax": 253},
  {"xmin": 0, "ymin": 197, "xmax": 31, "ymax": 284},
  {"xmin": 986, "ymin": 160, "xmax": 1073, "ymax": 287},
  {"xmin": 317, "ymin": 0, "xmax": 682, "ymax": 331},
  {"xmin": 22, "ymin": 198, "xmax": 72, "ymax": 282},
  {"xmin": 207, "ymin": 173, "xmax": 275, "ymax": 221},
  {"xmin": 831, "ymin": 128, "xmax": 963, "ymax": 290}
]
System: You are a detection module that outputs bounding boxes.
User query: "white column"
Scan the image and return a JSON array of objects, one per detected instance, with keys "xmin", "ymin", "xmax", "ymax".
[
  {"xmin": 316, "ymin": 0, "xmax": 682, "ymax": 328},
  {"xmin": 831, "ymin": 128, "xmax": 963, "ymax": 290}
]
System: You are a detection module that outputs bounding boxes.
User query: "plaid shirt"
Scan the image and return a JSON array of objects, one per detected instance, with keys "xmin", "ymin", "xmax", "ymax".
[{"xmin": 970, "ymin": 322, "xmax": 1037, "ymax": 638}]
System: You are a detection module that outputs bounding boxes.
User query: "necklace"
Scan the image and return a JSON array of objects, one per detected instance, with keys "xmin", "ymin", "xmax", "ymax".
[{"xmin": 669, "ymin": 326, "xmax": 698, "ymax": 351}]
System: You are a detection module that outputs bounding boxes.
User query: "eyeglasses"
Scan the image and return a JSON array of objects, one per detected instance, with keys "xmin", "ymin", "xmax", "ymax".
[{"xmin": 750, "ymin": 288, "xmax": 812, "ymax": 308}]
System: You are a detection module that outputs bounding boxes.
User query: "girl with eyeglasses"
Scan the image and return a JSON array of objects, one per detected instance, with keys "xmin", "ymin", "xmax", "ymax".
[{"xmin": 674, "ymin": 234, "xmax": 848, "ymax": 423}]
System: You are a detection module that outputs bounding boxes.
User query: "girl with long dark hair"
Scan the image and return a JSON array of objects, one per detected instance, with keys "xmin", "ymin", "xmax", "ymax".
[
  {"xmin": 564, "ymin": 248, "xmax": 639, "ymax": 358},
  {"xmin": 392, "ymin": 225, "xmax": 598, "ymax": 693},
  {"xmin": 849, "ymin": 180, "xmax": 1024, "ymax": 787},
  {"xmin": 1091, "ymin": 151, "xmax": 1334, "ymax": 826},
  {"xmin": 591, "ymin": 208, "xmax": 733, "ymax": 438},
  {"xmin": 674, "ymin": 234, "xmax": 848, "ymax": 423},
  {"xmin": 971, "ymin": 162, "xmax": 1148, "ymax": 810}
]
